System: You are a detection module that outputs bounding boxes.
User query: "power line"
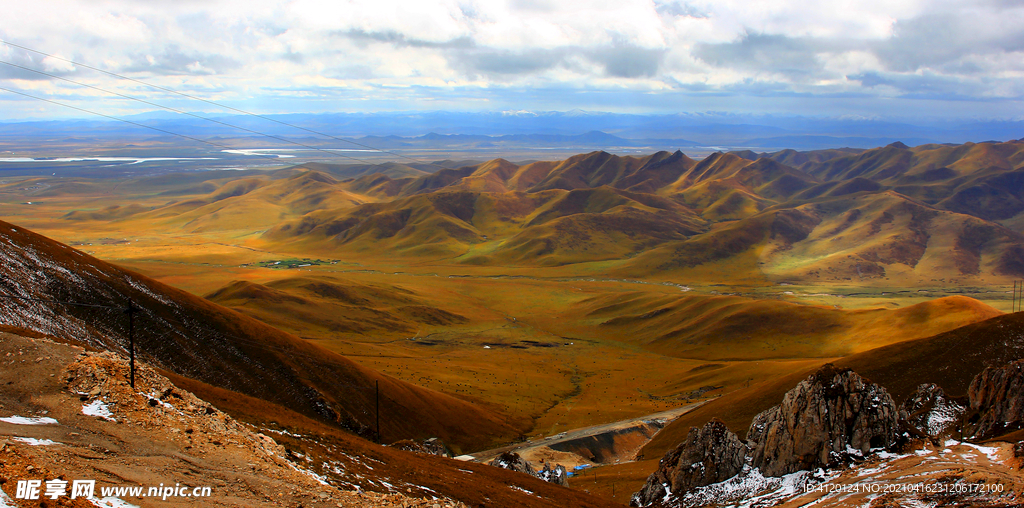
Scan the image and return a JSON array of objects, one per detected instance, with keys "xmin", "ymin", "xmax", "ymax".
[
  {"xmin": 0, "ymin": 38, "xmax": 441, "ymax": 169},
  {"xmin": 0, "ymin": 59, "xmax": 378, "ymax": 166}
]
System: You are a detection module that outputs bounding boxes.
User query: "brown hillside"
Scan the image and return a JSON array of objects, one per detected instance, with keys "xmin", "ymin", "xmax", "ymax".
[
  {"xmin": 763, "ymin": 192, "xmax": 1024, "ymax": 283},
  {"xmin": 641, "ymin": 308, "xmax": 1024, "ymax": 459},
  {"xmin": 581, "ymin": 293, "xmax": 1000, "ymax": 360},
  {"xmin": 802, "ymin": 142, "xmax": 914, "ymax": 182},
  {"xmin": 529, "ymin": 151, "xmax": 649, "ymax": 191},
  {"xmin": 122, "ymin": 169, "xmax": 372, "ymax": 233},
  {"xmin": 246, "ymin": 142, "xmax": 1024, "ymax": 282},
  {"xmin": 205, "ymin": 276, "xmax": 468, "ymax": 338},
  {"xmin": 0, "ymin": 332, "xmax": 619, "ymax": 508},
  {"xmin": 767, "ymin": 147, "xmax": 864, "ymax": 167},
  {"xmin": 32, "ymin": 140, "xmax": 1024, "ymax": 284},
  {"xmin": 795, "ymin": 140, "xmax": 1024, "ymax": 222},
  {"xmin": 0, "ymin": 220, "xmax": 518, "ymax": 453}
]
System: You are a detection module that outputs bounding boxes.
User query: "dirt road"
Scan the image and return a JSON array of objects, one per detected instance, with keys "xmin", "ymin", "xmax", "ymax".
[{"xmin": 465, "ymin": 399, "xmax": 711, "ymax": 464}]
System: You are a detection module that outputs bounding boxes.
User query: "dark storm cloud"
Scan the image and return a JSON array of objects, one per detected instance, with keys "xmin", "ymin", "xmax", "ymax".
[
  {"xmin": 873, "ymin": 12, "xmax": 1024, "ymax": 73},
  {"xmin": 846, "ymin": 71, "xmax": 999, "ymax": 101},
  {"xmin": 688, "ymin": 5, "xmax": 1024, "ymax": 101},
  {"xmin": 586, "ymin": 44, "xmax": 666, "ymax": 78},
  {"xmin": 450, "ymin": 47, "xmax": 568, "ymax": 75},
  {"xmin": 692, "ymin": 32, "xmax": 835, "ymax": 78},
  {"xmin": 448, "ymin": 43, "xmax": 664, "ymax": 79},
  {"xmin": 338, "ymin": 29, "xmax": 665, "ymax": 79},
  {"xmin": 338, "ymin": 29, "xmax": 475, "ymax": 50}
]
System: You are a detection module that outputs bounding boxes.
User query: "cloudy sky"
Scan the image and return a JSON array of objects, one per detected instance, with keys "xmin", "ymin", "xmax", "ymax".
[{"xmin": 0, "ymin": 0, "xmax": 1022, "ymax": 122}]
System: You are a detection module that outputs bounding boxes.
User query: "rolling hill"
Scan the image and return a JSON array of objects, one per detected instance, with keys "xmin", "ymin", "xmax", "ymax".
[
  {"xmin": 133, "ymin": 169, "xmax": 376, "ymax": 233},
  {"xmin": 204, "ymin": 275, "xmax": 469, "ymax": 338},
  {"xmin": 5, "ymin": 139, "xmax": 1024, "ymax": 506},
  {"xmin": 639, "ymin": 308, "xmax": 1024, "ymax": 459},
  {"xmin": 36, "ymin": 139, "xmax": 1024, "ymax": 285},
  {"xmin": 263, "ymin": 184, "xmax": 708, "ymax": 263},
  {"xmin": 226, "ymin": 140, "xmax": 1024, "ymax": 285},
  {"xmin": 575, "ymin": 293, "xmax": 1001, "ymax": 360},
  {"xmin": 0, "ymin": 220, "xmax": 518, "ymax": 453}
]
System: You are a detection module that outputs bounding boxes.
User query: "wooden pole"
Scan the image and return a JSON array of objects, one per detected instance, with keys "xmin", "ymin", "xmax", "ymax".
[{"xmin": 126, "ymin": 301, "xmax": 136, "ymax": 389}]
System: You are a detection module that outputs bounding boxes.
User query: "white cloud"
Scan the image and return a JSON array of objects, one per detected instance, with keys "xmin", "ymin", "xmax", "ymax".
[{"xmin": 0, "ymin": 0, "xmax": 1021, "ymax": 120}]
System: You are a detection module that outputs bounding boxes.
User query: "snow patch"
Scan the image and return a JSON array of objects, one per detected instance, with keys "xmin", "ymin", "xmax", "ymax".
[
  {"xmin": 82, "ymin": 400, "xmax": 116, "ymax": 421},
  {"xmin": 125, "ymin": 277, "xmax": 174, "ymax": 306},
  {"xmin": 0, "ymin": 415, "xmax": 58, "ymax": 425},
  {"xmin": 143, "ymin": 392, "xmax": 178, "ymax": 413},
  {"xmin": 89, "ymin": 497, "xmax": 141, "ymax": 508},
  {"xmin": 12, "ymin": 437, "xmax": 59, "ymax": 446},
  {"xmin": 669, "ymin": 466, "xmax": 836, "ymax": 508},
  {"xmin": 286, "ymin": 462, "xmax": 330, "ymax": 486},
  {"xmin": 874, "ymin": 450, "xmax": 909, "ymax": 460},
  {"xmin": 958, "ymin": 441, "xmax": 1003, "ymax": 462},
  {"xmin": 0, "ymin": 485, "xmax": 17, "ymax": 508},
  {"xmin": 262, "ymin": 428, "xmax": 303, "ymax": 438}
]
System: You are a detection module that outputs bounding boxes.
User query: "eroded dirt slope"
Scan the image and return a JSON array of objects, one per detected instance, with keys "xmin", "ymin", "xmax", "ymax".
[{"xmin": 0, "ymin": 332, "xmax": 621, "ymax": 508}]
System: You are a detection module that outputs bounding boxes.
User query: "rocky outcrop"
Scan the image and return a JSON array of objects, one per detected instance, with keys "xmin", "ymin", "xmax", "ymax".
[
  {"xmin": 389, "ymin": 437, "xmax": 452, "ymax": 457},
  {"xmin": 536, "ymin": 462, "xmax": 569, "ymax": 486},
  {"xmin": 489, "ymin": 451, "xmax": 534, "ymax": 475},
  {"xmin": 747, "ymin": 364, "xmax": 898, "ymax": 477},
  {"xmin": 968, "ymin": 359, "xmax": 1024, "ymax": 437},
  {"xmin": 899, "ymin": 383, "xmax": 964, "ymax": 438},
  {"xmin": 630, "ymin": 419, "xmax": 745, "ymax": 507},
  {"xmin": 488, "ymin": 452, "xmax": 570, "ymax": 486}
]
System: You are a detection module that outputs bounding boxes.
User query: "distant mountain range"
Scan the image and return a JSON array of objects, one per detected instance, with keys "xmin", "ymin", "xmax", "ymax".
[
  {"xmin": 47, "ymin": 138, "xmax": 1021, "ymax": 287},
  {"xmin": 0, "ymin": 111, "xmax": 1021, "ymax": 151}
]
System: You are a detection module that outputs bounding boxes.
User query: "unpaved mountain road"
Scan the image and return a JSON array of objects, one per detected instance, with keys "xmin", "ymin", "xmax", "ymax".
[{"xmin": 465, "ymin": 399, "xmax": 711, "ymax": 465}]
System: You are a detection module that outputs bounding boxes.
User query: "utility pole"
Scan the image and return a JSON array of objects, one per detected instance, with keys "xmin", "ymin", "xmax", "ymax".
[{"xmin": 125, "ymin": 300, "xmax": 137, "ymax": 388}]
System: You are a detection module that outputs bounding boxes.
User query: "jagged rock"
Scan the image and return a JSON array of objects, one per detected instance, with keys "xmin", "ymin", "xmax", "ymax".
[
  {"xmin": 489, "ymin": 452, "xmax": 571, "ymax": 486},
  {"xmin": 389, "ymin": 437, "xmax": 452, "ymax": 457},
  {"xmin": 536, "ymin": 462, "xmax": 568, "ymax": 486},
  {"xmin": 1015, "ymin": 441, "xmax": 1024, "ymax": 459},
  {"xmin": 630, "ymin": 418, "xmax": 745, "ymax": 507},
  {"xmin": 899, "ymin": 383, "xmax": 964, "ymax": 438},
  {"xmin": 489, "ymin": 451, "xmax": 534, "ymax": 475},
  {"xmin": 747, "ymin": 364, "xmax": 898, "ymax": 477},
  {"xmin": 968, "ymin": 359, "xmax": 1024, "ymax": 438}
]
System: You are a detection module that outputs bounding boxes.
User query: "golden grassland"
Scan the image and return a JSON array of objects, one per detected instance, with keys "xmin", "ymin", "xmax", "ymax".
[
  {"xmin": 567, "ymin": 459, "xmax": 660, "ymax": 505},
  {"xmin": 0, "ymin": 187, "xmax": 1008, "ymax": 436},
  {"xmin": 2, "ymin": 151, "xmax": 1022, "ymax": 503}
]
